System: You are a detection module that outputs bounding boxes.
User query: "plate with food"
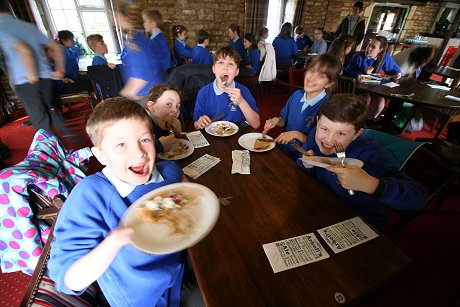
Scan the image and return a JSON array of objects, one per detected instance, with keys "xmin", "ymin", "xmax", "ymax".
[
  {"xmin": 157, "ymin": 139, "xmax": 194, "ymax": 160},
  {"xmin": 301, "ymin": 156, "xmax": 364, "ymax": 168},
  {"xmin": 238, "ymin": 133, "xmax": 276, "ymax": 152},
  {"xmin": 120, "ymin": 182, "xmax": 220, "ymax": 254},
  {"xmin": 205, "ymin": 121, "xmax": 239, "ymax": 137}
]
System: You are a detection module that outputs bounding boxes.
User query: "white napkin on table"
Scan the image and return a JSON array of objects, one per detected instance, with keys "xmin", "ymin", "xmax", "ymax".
[
  {"xmin": 383, "ymin": 82, "xmax": 400, "ymax": 88},
  {"xmin": 445, "ymin": 95, "xmax": 460, "ymax": 102},
  {"xmin": 231, "ymin": 150, "xmax": 250, "ymax": 174},
  {"xmin": 428, "ymin": 84, "xmax": 451, "ymax": 91},
  {"xmin": 182, "ymin": 154, "xmax": 220, "ymax": 179}
]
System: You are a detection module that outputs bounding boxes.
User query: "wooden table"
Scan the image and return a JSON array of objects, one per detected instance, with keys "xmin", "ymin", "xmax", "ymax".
[
  {"xmin": 178, "ymin": 129, "xmax": 412, "ymax": 306},
  {"xmin": 356, "ymin": 78, "xmax": 460, "ymax": 136},
  {"xmin": 431, "ymin": 66, "xmax": 460, "ymax": 89}
]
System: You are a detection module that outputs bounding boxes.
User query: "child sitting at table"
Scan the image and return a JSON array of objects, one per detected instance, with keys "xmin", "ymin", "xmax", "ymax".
[
  {"xmin": 228, "ymin": 24, "xmax": 245, "ymax": 59},
  {"xmin": 191, "ymin": 30, "xmax": 213, "ymax": 65},
  {"xmin": 86, "ymin": 34, "xmax": 116, "ymax": 68},
  {"xmin": 293, "ymin": 26, "xmax": 311, "ymax": 53},
  {"xmin": 263, "ymin": 54, "xmax": 342, "ymax": 160},
  {"xmin": 297, "ymin": 93, "xmax": 427, "ymax": 230},
  {"xmin": 194, "ymin": 46, "xmax": 260, "ymax": 129},
  {"xmin": 145, "ymin": 84, "xmax": 182, "ymax": 154},
  {"xmin": 48, "ymin": 97, "xmax": 191, "ymax": 306},
  {"xmin": 309, "ymin": 28, "xmax": 327, "ymax": 55},
  {"xmin": 344, "ymin": 36, "xmax": 401, "ymax": 118},
  {"xmin": 172, "ymin": 24, "xmax": 192, "ymax": 66},
  {"xmin": 239, "ymin": 33, "xmax": 261, "ymax": 77}
]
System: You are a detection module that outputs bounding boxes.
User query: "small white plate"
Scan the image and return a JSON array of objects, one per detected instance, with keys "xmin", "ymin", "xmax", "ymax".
[
  {"xmin": 301, "ymin": 157, "xmax": 364, "ymax": 168},
  {"xmin": 205, "ymin": 121, "xmax": 239, "ymax": 137},
  {"xmin": 120, "ymin": 182, "xmax": 220, "ymax": 254},
  {"xmin": 157, "ymin": 139, "xmax": 194, "ymax": 160},
  {"xmin": 238, "ymin": 133, "xmax": 275, "ymax": 152}
]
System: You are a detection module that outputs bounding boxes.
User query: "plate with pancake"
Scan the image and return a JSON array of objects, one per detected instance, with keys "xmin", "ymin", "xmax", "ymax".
[
  {"xmin": 205, "ymin": 121, "xmax": 239, "ymax": 137},
  {"xmin": 157, "ymin": 139, "xmax": 194, "ymax": 160},
  {"xmin": 238, "ymin": 133, "xmax": 276, "ymax": 152},
  {"xmin": 120, "ymin": 182, "xmax": 220, "ymax": 254},
  {"xmin": 301, "ymin": 156, "xmax": 364, "ymax": 168}
]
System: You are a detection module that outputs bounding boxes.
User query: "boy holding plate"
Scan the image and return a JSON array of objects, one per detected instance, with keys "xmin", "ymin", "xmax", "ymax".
[
  {"xmin": 193, "ymin": 46, "xmax": 260, "ymax": 130},
  {"xmin": 48, "ymin": 98, "xmax": 202, "ymax": 306},
  {"xmin": 297, "ymin": 94, "xmax": 427, "ymax": 230}
]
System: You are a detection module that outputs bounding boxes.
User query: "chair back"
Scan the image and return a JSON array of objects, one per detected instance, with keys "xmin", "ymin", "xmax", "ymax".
[
  {"xmin": 334, "ymin": 75, "xmax": 356, "ymax": 95},
  {"xmin": 289, "ymin": 68, "xmax": 307, "ymax": 87},
  {"xmin": 87, "ymin": 64, "xmax": 124, "ymax": 101}
]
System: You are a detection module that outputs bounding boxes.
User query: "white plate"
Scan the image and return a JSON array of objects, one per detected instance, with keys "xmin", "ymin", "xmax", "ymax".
[
  {"xmin": 301, "ymin": 157, "xmax": 364, "ymax": 168},
  {"xmin": 120, "ymin": 182, "xmax": 220, "ymax": 254},
  {"xmin": 157, "ymin": 139, "xmax": 194, "ymax": 160},
  {"xmin": 238, "ymin": 133, "xmax": 276, "ymax": 152},
  {"xmin": 205, "ymin": 121, "xmax": 239, "ymax": 137}
]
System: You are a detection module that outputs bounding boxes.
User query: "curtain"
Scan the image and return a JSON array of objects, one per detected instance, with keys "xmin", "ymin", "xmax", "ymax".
[
  {"xmin": 244, "ymin": 0, "xmax": 269, "ymax": 36},
  {"xmin": 292, "ymin": 0, "xmax": 305, "ymax": 28}
]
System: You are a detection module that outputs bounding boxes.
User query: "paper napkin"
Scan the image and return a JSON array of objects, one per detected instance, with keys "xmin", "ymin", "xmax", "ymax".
[
  {"xmin": 182, "ymin": 154, "xmax": 220, "ymax": 179},
  {"xmin": 428, "ymin": 84, "xmax": 451, "ymax": 91},
  {"xmin": 186, "ymin": 131, "xmax": 210, "ymax": 148},
  {"xmin": 231, "ymin": 150, "xmax": 250, "ymax": 174},
  {"xmin": 445, "ymin": 95, "xmax": 460, "ymax": 102},
  {"xmin": 383, "ymin": 82, "xmax": 400, "ymax": 88}
]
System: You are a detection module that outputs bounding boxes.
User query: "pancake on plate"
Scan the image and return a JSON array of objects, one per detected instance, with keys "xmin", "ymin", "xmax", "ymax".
[{"xmin": 253, "ymin": 138, "xmax": 271, "ymax": 150}]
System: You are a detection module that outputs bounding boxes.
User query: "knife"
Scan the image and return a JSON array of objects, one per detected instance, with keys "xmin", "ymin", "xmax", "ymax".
[
  {"xmin": 292, "ymin": 143, "xmax": 309, "ymax": 155},
  {"xmin": 210, "ymin": 113, "xmax": 225, "ymax": 122}
]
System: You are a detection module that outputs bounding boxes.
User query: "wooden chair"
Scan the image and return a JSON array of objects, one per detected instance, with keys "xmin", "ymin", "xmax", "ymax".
[
  {"xmin": 334, "ymin": 75, "xmax": 356, "ymax": 95},
  {"xmin": 276, "ymin": 68, "xmax": 306, "ymax": 95},
  {"xmin": 59, "ymin": 91, "xmax": 97, "ymax": 114},
  {"xmin": 239, "ymin": 75, "xmax": 261, "ymax": 98}
]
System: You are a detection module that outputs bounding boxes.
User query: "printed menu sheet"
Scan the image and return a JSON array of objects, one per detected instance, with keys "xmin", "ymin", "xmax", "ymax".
[
  {"xmin": 317, "ymin": 217, "xmax": 378, "ymax": 254},
  {"xmin": 182, "ymin": 154, "xmax": 220, "ymax": 179},
  {"xmin": 186, "ymin": 131, "xmax": 210, "ymax": 148},
  {"xmin": 263, "ymin": 233, "xmax": 330, "ymax": 273}
]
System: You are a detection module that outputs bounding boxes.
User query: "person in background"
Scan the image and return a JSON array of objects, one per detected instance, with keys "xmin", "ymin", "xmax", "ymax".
[
  {"xmin": 228, "ymin": 24, "xmax": 245, "ymax": 59},
  {"xmin": 86, "ymin": 34, "xmax": 116, "ymax": 68},
  {"xmin": 239, "ymin": 33, "xmax": 260, "ymax": 77},
  {"xmin": 327, "ymin": 34, "xmax": 356, "ymax": 72},
  {"xmin": 272, "ymin": 22, "xmax": 297, "ymax": 70},
  {"xmin": 309, "ymin": 28, "xmax": 328, "ymax": 55},
  {"xmin": 293, "ymin": 26, "xmax": 311, "ymax": 53},
  {"xmin": 0, "ymin": 3, "xmax": 72, "ymax": 135},
  {"xmin": 191, "ymin": 30, "xmax": 213, "ymax": 65},
  {"xmin": 48, "ymin": 97, "xmax": 204, "ymax": 306},
  {"xmin": 142, "ymin": 9, "xmax": 171, "ymax": 81},
  {"xmin": 262, "ymin": 54, "xmax": 341, "ymax": 160},
  {"xmin": 172, "ymin": 24, "xmax": 192, "ymax": 66},
  {"xmin": 257, "ymin": 26, "xmax": 269, "ymax": 62},
  {"xmin": 297, "ymin": 94, "xmax": 427, "ymax": 230},
  {"xmin": 194, "ymin": 46, "xmax": 260, "ymax": 129},
  {"xmin": 335, "ymin": 1, "xmax": 366, "ymax": 47},
  {"xmin": 344, "ymin": 36, "xmax": 401, "ymax": 118},
  {"xmin": 144, "ymin": 84, "xmax": 182, "ymax": 155}
]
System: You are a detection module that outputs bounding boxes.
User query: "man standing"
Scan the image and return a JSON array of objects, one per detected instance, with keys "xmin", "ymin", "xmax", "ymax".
[
  {"xmin": 0, "ymin": 1, "xmax": 71, "ymax": 135},
  {"xmin": 335, "ymin": 1, "xmax": 366, "ymax": 47}
]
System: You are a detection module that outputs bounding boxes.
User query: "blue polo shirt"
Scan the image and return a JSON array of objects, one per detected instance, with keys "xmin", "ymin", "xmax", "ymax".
[
  {"xmin": 0, "ymin": 15, "xmax": 52, "ymax": 85},
  {"xmin": 193, "ymin": 80, "xmax": 259, "ymax": 123}
]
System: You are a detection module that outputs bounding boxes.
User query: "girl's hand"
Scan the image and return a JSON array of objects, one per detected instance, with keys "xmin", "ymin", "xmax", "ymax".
[
  {"xmin": 263, "ymin": 117, "xmax": 280, "ymax": 133},
  {"xmin": 275, "ymin": 131, "xmax": 297, "ymax": 144},
  {"xmin": 225, "ymin": 87, "xmax": 244, "ymax": 106},
  {"xmin": 366, "ymin": 66, "xmax": 374, "ymax": 74},
  {"xmin": 159, "ymin": 134, "xmax": 176, "ymax": 153},
  {"xmin": 194, "ymin": 115, "xmax": 211, "ymax": 129}
]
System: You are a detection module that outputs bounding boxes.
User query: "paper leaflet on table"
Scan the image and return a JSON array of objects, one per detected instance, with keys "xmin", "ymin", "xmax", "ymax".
[
  {"xmin": 317, "ymin": 217, "xmax": 378, "ymax": 254},
  {"xmin": 263, "ymin": 233, "xmax": 330, "ymax": 273},
  {"xmin": 231, "ymin": 150, "xmax": 250, "ymax": 174},
  {"xmin": 182, "ymin": 154, "xmax": 220, "ymax": 179},
  {"xmin": 186, "ymin": 131, "xmax": 210, "ymax": 148}
]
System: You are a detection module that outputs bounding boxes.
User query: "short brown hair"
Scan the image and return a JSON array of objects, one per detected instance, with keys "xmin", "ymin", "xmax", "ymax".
[
  {"xmin": 146, "ymin": 84, "xmax": 182, "ymax": 107},
  {"xmin": 214, "ymin": 46, "xmax": 241, "ymax": 64},
  {"xmin": 86, "ymin": 97, "xmax": 151, "ymax": 147},
  {"xmin": 142, "ymin": 9, "xmax": 163, "ymax": 29},
  {"xmin": 319, "ymin": 94, "xmax": 368, "ymax": 131},
  {"xmin": 116, "ymin": 3, "xmax": 144, "ymax": 31},
  {"xmin": 86, "ymin": 34, "xmax": 104, "ymax": 49},
  {"xmin": 306, "ymin": 54, "xmax": 342, "ymax": 93}
]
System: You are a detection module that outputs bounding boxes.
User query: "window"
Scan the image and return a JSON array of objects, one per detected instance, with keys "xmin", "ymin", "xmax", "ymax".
[
  {"xmin": 40, "ymin": 0, "xmax": 119, "ymax": 55},
  {"xmin": 266, "ymin": 0, "xmax": 296, "ymax": 43}
]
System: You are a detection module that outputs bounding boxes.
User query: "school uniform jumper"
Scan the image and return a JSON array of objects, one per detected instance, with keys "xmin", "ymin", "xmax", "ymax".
[
  {"xmin": 193, "ymin": 80, "xmax": 259, "ymax": 123},
  {"xmin": 147, "ymin": 31, "xmax": 171, "ymax": 81},
  {"xmin": 92, "ymin": 53, "xmax": 108, "ymax": 65},
  {"xmin": 344, "ymin": 52, "xmax": 401, "ymax": 78},
  {"xmin": 48, "ymin": 161, "xmax": 184, "ymax": 307},
  {"xmin": 191, "ymin": 45, "xmax": 213, "ymax": 65},
  {"xmin": 272, "ymin": 36, "xmax": 298, "ymax": 70},
  {"xmin": 295, "ymin": 35, "xmax": 311, "ymax": 51},
  {"xmin": 297, "ymin": 129, "xmax": 427, "ymax": 229},
  {"xmin": 242, "ymin": 48, "xmax": 261, "ymax": 76},
  {"xmin": 278, "ymin": 89, "xmax": 328, "ymax": 160},
  {"xmin": 174, "ymin": 39, "xmax": 192, "ymax": 65},
  {"xmin": 230, "ymin": 36, "xmax": 245, "ymax": 59}
]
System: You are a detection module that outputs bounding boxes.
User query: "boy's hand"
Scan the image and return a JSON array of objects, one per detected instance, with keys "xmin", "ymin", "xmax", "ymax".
[
  {"xmin": 225, "ymin": 87, "xmax": 244, "ymax": 106},
  {"xmin": 365, "ymin": 66, "xmax": 374, "ymax": 74},
  {"xmin": 300, "ymin": 150, "xmax": 315, "ymax": 168},
  {"xmin": 275, "ymin": 131, "xmax": 297, "ymax": 144},
  {"xmin": 63, "ymin": 78, "xmax": 75, "ymax": 84},
  {"xmin": 263, "ymin": 117, "xmax": 280, "ymax": 133},
  {"xmin": 108, "ymin": 63, "xmax": 116, "ymax": 69},
  {"xmin": 159, "ymin": 134, "xmax": 176, "ymax": 153},
  {"xmin": 194, "ymin": 115, "xmax": 211, "ymax": 129},
  {"xmin": 326, "ymin": 165, "xmax": 380, "ymax": 194}
]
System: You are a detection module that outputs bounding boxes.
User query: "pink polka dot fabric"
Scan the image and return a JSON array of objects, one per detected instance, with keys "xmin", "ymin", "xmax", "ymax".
[{"xmin": 0, "ymin": 129, "xmax": 92, "ymax": 275}]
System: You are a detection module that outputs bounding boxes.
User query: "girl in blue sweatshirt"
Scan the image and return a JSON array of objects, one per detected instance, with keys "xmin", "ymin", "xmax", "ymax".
[
  {"xmin": 239, "ymin": 33, "xmax": 261, "ymax": 77},
  {"xmin": 344, "ymin": 36, "xmax": 401, "ymax": 118},
  {"xmin": 172, "ymin": 24, "xmax": 192, "ymax": 66}
]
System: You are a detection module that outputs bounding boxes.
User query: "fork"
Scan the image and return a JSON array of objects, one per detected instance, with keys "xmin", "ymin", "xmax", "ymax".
[{"xmin": 333, "ymin": 141, "xmax": 354, "ymax": 196}]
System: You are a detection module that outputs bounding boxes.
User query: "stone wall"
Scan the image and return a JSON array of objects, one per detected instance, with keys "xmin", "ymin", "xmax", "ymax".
[{"xmin": 401, "ymin": 2, "xmax": 441, "ymax": 40}]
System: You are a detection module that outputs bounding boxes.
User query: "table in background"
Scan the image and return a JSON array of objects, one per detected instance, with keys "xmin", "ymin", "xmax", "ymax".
[
  {"xmin": 431, "ymin": 66, "xmax": 460, "ymax": 89},
  {"xmin": 356, "ymin": 78, "xmax": 460, "ymax": 136},
  {"xmin": 177, "ymin": 128, "xmax": 411, "ymax": 306}
]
